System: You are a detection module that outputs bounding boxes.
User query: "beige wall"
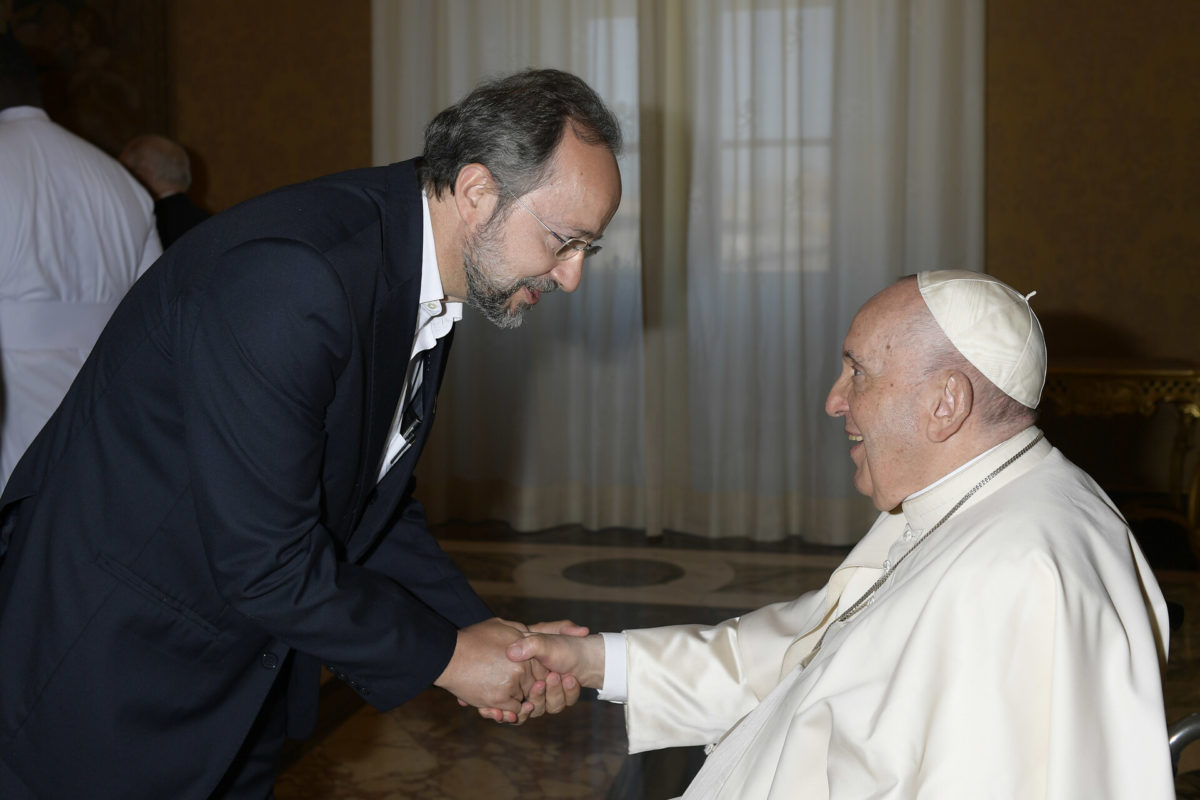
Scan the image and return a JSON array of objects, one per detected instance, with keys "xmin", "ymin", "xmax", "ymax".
[
  {"xmin": 986, "ymin": 0, "xmax": 1200, "ymax": 363},
  {"xmin": 167, "ymin": 0, "xmax": 372, "ymax": 213},
  {"xmin": 987, "ymin": 0, "xmax": 1200, "ymax": 496}
]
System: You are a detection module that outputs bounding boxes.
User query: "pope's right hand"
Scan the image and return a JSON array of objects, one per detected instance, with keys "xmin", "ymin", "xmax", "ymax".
[{"xmin": 507, "ymin": 631, "xmax": 606, "ymax": 691}]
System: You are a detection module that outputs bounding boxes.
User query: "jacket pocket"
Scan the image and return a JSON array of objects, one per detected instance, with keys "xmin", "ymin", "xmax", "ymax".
[{"xmin": 96, "ymin": 553, "xmax": 234, "ymax": 663}]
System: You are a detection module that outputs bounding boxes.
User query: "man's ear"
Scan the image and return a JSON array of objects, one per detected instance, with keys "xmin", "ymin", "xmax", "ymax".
[
  {"xmin": 927, "ymin": 370, "xmax": 973, "ymax": 442},
  {"xmin": 452, "ymin": 163, "xmax": 497, "ymax": 228}
]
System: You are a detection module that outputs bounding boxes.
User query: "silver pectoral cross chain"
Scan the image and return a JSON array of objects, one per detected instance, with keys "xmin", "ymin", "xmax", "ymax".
[{"xmin": 802, "ymin": 433, "xmax": 1044, "ymax": 665}]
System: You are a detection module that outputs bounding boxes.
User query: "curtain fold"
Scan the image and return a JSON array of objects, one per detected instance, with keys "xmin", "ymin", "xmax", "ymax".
[
  {"xmin": 372, "ymin": 0, "xmax": 982, "ymax": 544},
  {"xmin": 637, "ymin": 0, "xmax": 693, "ymax": 539}
]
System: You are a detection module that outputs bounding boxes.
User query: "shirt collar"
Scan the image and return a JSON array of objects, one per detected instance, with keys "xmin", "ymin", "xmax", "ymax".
[{"xmin": 418, "ymin": 191, "xmax": 462, "ymax": 323}]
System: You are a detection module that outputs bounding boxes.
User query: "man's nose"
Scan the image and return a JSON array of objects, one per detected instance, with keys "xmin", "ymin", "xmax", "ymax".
[
  {"xmin": 825, "ymin": 374, "xmax": 848, "ymax": 418},
  {"xmin": 551, "ymin": 253, "xmax": 584, "ymax": 293}
]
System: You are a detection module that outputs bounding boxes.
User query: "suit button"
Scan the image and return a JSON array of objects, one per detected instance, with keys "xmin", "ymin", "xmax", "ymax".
[{"xmin": 260, "ymin": 651, "xmax": 279, "ymax": 669}]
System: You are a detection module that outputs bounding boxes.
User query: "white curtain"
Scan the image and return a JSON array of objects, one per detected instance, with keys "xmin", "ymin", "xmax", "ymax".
[{"xmin": 372, "ymin": 0, "xmax": 983, "ymax": 544}]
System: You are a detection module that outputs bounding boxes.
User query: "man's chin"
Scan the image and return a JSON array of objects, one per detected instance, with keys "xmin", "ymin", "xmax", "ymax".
[{"xmin": 482, "ymin": 304, "xmax": 527, "ymax": 330}]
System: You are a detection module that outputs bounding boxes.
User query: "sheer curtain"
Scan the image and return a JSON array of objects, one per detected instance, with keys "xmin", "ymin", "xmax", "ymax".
[{"xmin": 373, "ymin": 0, "xmax": 983, "ymax": 544}]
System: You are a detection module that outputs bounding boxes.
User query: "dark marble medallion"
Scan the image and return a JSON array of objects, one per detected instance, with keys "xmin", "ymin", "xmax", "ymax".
[{"xmin": 562, "ymin": 558, "xmax": 686, "ymax": 587}]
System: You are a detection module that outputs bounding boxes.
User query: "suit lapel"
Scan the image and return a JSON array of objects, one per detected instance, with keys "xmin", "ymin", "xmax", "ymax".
[
  {"xmin": 338, "ymin": 163, "xmax": 425, "ymax": 541},
  {"xmin": 336, "ymin": 278, "xmax": 413, "ymax": 545}
]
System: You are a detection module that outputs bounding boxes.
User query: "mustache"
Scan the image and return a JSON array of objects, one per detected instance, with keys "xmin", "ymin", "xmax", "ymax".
[{"xmin": 513, "ymin": 275, "xmax": 560, "ymax": 296}]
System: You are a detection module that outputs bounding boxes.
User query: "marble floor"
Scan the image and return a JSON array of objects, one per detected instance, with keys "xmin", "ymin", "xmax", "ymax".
[{"xmin": 277, "ymin": 519, "xmax": 1200, "ymax": 799}]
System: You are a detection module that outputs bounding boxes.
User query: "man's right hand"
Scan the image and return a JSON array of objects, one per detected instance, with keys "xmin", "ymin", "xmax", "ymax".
[
  {"xmin": 433, "ymin": 618, "xmax": 534, "ymax": 715},
  {"xmin": 507, "ymin": 631, "xmax": 606, "ymax": 690}
]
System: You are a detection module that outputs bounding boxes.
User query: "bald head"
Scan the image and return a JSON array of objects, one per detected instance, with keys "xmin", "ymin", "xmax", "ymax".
[{"xmin": 120, "ymin": 135, "xmax": 192, "ymax": 199}]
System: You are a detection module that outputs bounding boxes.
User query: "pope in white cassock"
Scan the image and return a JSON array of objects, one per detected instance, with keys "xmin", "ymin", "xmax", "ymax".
[{"xmin": 508, "ymin": 270, "xmax": 1174, "ymax": 799}]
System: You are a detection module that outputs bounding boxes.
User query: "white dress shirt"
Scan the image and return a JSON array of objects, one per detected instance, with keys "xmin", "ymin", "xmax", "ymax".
[{"xmin": 374, "ymin": 192, "xmax": 462, "ymax": 483}]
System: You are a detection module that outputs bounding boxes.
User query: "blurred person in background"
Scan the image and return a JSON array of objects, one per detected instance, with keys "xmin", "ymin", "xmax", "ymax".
[{"xmin": 120, "ymin": 133, "xmax": 211, "ymax": 248}]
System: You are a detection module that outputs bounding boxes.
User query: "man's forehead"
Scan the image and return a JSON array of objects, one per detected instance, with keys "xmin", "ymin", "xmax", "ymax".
[
  {"xmin": 844, "ymin": 291, "xmax": 918, "ymax": 366},
  {"xmin": 540, "ymin": 134, "xmax": 622, "ymax": 233},
  {"xmin": 843, "ymin": 308, "xmax": 873, "ymax": 350},
  {"xmin": 549, "ymin": 128, "xmax": 621, "ymax": 183},
  {"xmin": 845, "ymin": 298, "xmax": 890, "ymax": 348}
]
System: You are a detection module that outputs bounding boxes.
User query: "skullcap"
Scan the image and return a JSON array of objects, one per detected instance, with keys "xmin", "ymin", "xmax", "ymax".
[{"xmin": 916, "ymin": 270, "xmax": 1046, "ymax": 408}]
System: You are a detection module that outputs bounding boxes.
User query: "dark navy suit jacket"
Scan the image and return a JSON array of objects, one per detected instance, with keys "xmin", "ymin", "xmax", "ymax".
[{"xmin": 0, "ymin": 160, "xmax": 491, "ymax": 798}]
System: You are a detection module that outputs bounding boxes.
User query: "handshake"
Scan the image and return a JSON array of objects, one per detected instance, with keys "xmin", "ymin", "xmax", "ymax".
[{"xmin": 433, "ymin": 617, "xmax": 605, "ymax": 725}]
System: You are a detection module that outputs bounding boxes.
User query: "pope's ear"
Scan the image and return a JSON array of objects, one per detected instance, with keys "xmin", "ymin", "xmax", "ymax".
[
  {"xmin": 452, "ymin": 163, "xmax": 497, "ymax": 227},
  {"xmin": 927, "ymin": 370, "xmax": 972, "ymax": 442}
]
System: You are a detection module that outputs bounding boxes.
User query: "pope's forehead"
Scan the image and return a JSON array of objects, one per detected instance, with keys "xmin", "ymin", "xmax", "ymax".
[{"xmin": 844, "ymin": 284, "xmax": 923, "ymax": 354}]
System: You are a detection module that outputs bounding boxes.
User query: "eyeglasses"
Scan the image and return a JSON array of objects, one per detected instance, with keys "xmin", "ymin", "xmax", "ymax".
[{"xmin": 503, "ymin": 189, "xmax": 601, "ymax": 260}]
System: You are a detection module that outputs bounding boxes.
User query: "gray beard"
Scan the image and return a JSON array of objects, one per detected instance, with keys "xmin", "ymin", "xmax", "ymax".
[{"xmin": 462, "ymin": 227, "xmax": 559, "ymax": 330}]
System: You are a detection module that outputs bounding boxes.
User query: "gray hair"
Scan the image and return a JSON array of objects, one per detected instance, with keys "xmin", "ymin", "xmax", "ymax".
[{"xmin": 417, "ymin": 68, "xmax": 622, "ymax": 218}]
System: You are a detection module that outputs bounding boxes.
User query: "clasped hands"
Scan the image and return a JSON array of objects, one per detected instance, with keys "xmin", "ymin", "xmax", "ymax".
[{"xmin": 434, "ymin": 617, "xmax": 592, "ymax": 725}]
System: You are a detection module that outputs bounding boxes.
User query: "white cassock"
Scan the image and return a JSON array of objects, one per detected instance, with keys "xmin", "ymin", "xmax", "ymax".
[{"xmin": 618, "ymin": 427, "xmax": 1173, "ymax": 799}]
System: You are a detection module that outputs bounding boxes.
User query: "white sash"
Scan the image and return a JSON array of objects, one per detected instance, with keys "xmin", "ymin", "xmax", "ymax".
[{"xmin": 679, "ymin": 663, "xmax": 809, "ymax": 800}]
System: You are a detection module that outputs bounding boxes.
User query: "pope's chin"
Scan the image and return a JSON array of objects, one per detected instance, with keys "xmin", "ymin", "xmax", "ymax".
[
  {"xmin": 850, "ymin": 459, "xmax": 890, "ymax": 511},
  {"xmin": 849, "ymin": 458, "xmax": 870, "ymax": 497},
  {"xmin": 852, "ymin": 471, "xmax": 875, "ymax": 504}
]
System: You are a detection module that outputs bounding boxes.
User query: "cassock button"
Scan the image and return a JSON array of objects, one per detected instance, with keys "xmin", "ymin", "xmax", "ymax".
[{"xmin": 260, "ymin": 651, "xmax": 279, "ymax": 669}]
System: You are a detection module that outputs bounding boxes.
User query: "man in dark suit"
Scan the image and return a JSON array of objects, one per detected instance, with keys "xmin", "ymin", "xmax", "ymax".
[
  {"xmin": 0, "ymin": 68, "xmax": 623, "ymax": 799},
  {"xmin": 119, "ymin": 133, "xmax": 212, "ymax": 247}
]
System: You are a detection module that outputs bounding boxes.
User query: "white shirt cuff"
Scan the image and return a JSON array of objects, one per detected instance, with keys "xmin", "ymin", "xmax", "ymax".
[{"xmin": 597, "ymin": 631, "xmax": 628, "ymax": 703}]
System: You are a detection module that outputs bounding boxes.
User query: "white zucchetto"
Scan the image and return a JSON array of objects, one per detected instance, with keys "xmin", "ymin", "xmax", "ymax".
[{"xmin": 916, "ymin": 270, "xmax": 1046, "ymax": 408}]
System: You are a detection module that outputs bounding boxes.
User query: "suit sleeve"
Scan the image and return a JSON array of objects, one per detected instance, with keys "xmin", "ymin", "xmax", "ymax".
[
  {"xmin": 179, "ymin": 238, "xmax": 457, "ymax": 710},
  {"xmin": 359, "ymin": 484, "xmax": 493, "ymax": 628}
]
